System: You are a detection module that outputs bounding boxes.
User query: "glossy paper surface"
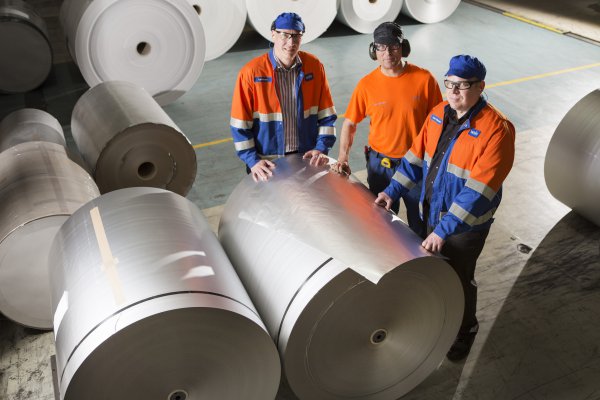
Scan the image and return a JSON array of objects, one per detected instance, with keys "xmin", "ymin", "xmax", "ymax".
[{"xmin": 219, "ymin": 155, "xmax": 464, "ymax": 399}]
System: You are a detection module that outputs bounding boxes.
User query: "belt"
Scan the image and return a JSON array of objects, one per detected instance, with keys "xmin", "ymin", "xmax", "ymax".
[{"xmin": 368, "ymin": 148, "xmax": 400, "ymax": 168}]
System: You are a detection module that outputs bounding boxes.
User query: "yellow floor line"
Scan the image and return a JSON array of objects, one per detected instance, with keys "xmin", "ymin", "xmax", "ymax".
[
  {"xmin": 192, "ymin": 63, "xmax": 600, "ymax": 149},
  {"xmin": 502, "ymin": 12, "xmax": 565, "ymax": 34}
]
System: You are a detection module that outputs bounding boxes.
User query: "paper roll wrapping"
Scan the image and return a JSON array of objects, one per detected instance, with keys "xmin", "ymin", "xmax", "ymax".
[
  {"xmin": 0, "ymin": 108, "xmax": 66, "ymax": 152},
  {"xmin": 545, "ymin": 89, "xmax": 600, "ymax": 226},
  {"xmin": 246, "ymin": 0, "xmax": 337, "ymax": 44},
  {"xmin": 0, "ymin": 142, "xmax": 99, "ymax": 329},
  {"xmin": 0, "ymin": 0, "xmax": 52, "ymax": 93},
  {"xmin": 50, "ymin": 187, "xmax": 280, "ymax": 400},
  {"xmin": 401, "ymin": 0, "xmax": 460, "ymax": 23},
  {"xmin": 219, "ymin": 155, "xmax": 463, "ymax": 399},
  {"xmin": 59, "ymin": 0, "xmax": 205, "ymax": 105},
  {"xmin": 336, "ymin": 0, "xmax": 403, "ymax": 34},
  {"xmin": 187, "ymin": 0, "xmax": 246, "ymax": 61},
  {"xmin": 70, "ymin": 81, "xmax": 197, "ymax": 196}
]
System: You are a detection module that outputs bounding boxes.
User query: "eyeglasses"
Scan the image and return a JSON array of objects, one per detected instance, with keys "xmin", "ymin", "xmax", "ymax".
[
  {"xmin": 374, "ymin": 43, "xmax": 401, "ymax": 52},
  {"xmin": 444, "ymin": 79, "xmax": 481, "ymax": 90},
  {"xmin": 274, "ymin": 30, "xmax": 303, "ymax": 41}
]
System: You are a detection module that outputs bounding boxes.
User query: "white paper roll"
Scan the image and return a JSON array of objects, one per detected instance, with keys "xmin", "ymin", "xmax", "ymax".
[
  {"xmin": 219, "ymin": 155, "xmax": 463, "ymax": 399},
  {"xmin": 0, "ymin": 108, "xmax": 66, "ymax": 152},
  {"xmin": 246, "ymin": 0, "xmax": 337, "ymax": 44},
  {"xmin": 50, "ymin": 187, "xmax": 281, "ymax": 400},
  {"xmin": 0, "ymin": 0, "xmax": 52, "ymax": 93},
  {"xmin": 60, "ymin": 0, "xmax": 205, "ymax": 105},
  {"xmin": 187, "ymin": 0, "xmax": 246, "ymax": 61},
  {"xmin": 545, "ymin": 89, "xmax": 600, "ymax": 226},
  {"xmin": 336, "ymin": 0, "xmax": 403, "ymax": 34},
  {"xmin": 0, "ymin": 142, "xmax": 99, "ymax": 329},
  {"xmin": 401, "ymin": 0, "xmax": 460, "ymax": 24},
  {"xmin": 70, "ymin": 81, "xmax": 197, "ymax": 196}
]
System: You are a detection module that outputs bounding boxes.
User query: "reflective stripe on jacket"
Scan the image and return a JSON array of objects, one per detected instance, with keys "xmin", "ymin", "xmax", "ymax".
[
  {"xmin": 384, "ymin": 99, "xmax": 515, "ymax": 239},
  {"xmin": 230, "ymin": 49, "xmax": 337, "ymax": 168}
]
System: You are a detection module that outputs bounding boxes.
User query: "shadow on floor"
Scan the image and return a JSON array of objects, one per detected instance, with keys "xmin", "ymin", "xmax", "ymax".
[{"xmin": 462, "ymin": 211, "xmax": 600, "ymax": 399}]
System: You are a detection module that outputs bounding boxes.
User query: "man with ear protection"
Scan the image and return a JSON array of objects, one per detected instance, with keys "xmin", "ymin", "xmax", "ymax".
[
  {"xmin": 230, "ymin": 12, "xmax": 337, "ymax": 182},
  {"xmin": 375, "ymin": 55, "xmax": 515, "ymax": 361},
  {"xmin": 331, "ymin": 21, "xmax": 441, "ymax": 237}
]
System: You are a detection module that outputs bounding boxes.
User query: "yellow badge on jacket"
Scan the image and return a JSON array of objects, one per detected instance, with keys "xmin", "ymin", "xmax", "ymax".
[{"xmin": 380, "ymin": 157, "xmax": 392, "ymax": 168}]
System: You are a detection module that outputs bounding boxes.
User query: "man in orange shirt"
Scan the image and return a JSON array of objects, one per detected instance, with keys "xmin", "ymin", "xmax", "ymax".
[{"xmin": 331, "ymin": 21, "xmax": 441, "ymax": 236}]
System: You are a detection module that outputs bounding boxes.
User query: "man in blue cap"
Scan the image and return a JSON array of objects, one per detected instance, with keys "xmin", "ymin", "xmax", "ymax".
[
  {"xmin": 375, "ymin": 55, "xmax": 516, "ymax": 361},
  {"xmin": 230, "ymin": 12, "xmax": 337, "ymax": 182}
]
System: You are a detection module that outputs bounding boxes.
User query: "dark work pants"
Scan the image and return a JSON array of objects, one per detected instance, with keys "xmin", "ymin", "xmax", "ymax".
[
  {"xmin": 427, "ymin": 226, "xmax": 490, "ymax": 333},
  {"xmin": 366, "ymin": 151, "xmax": 425, "ymax": 237}
]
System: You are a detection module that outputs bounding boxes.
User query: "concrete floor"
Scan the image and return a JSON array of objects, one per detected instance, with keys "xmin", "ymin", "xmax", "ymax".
[{"xmin": 1, "ymin": 1, "xmax": 600, "ymax": 399}]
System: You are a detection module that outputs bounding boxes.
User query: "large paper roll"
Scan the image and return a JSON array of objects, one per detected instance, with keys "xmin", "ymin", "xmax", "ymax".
[
  {"xmin": 337, "ymin": 0, "xmax": 403, "ymax": 34},
  {"xmin": 0, "ymin": 108, "xmax": 66, "ymax": 152},
  {"xmin": 219, "ymin": 155, "xmax": 463, "ymax": 399},
  {"xmin": 187, "ymin": 0, "xmax": 246, "ymax": 61},
  {"xmin": 246, "ymin": 0, "xmax": 337, "ymax": 44},
  {"xmin": 59, "ymin": 0, "xmax": 205, "ymax": 105},
  {"xmin": 0, "ymin": 0, "xmax": 52, "ymax": 93},
  {"xmin": 545, "ymin": 89, "xmax": 600, "ymax": 227},
  {"xmin": 401, "ymin": 0, "xmax": 460, "ymax": 24},
  {"xmin": 71, "ymin": 81, "xmax": 197, "ymax": 196},
  {"xmin": 0, "ymin": 142, "xmax": 99, "ymax": 329},
  {"xmin": 50, "ymin": 187, "xmax": 281, "ymax": 400}
]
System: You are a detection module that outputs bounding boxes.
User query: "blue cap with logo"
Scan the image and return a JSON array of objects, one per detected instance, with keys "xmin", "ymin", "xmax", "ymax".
[
  {"xmin": 446, "ymin": 55, "xmax": 486, "ymax": 80},
  {"xmin": 272, "ymin": 12, "xmax": 305, "ymax": 32}
]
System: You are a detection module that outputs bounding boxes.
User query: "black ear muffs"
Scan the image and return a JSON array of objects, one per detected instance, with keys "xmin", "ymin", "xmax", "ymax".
[
  {"xmin": 402, "ymin": 39, "xmax": 411, "ymax": 58},
  {"xmin": 369, "ymin": 42, "xmax": 377, "ymax": 60},
  {"xmin": 369, "ymin": 39, "xmax": 411, "ymax": 60}
]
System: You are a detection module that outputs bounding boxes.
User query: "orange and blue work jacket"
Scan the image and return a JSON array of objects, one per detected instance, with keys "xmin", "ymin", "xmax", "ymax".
[
  {"xmin": 230, "ymin": 49, "xmax": 337, "ymax": 168},
  {"xmin": 384, "ymin": 99, "xmax": 515, "ymax": 239}
]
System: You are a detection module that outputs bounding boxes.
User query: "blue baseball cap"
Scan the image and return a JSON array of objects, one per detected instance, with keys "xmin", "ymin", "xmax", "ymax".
[
  {"xmin": 272, "ymin": 12, "xmax": 305, "ymax": 32},
  {"xmin": 446, "ymin": 55, "xmax": 486, "ymax": 80}
]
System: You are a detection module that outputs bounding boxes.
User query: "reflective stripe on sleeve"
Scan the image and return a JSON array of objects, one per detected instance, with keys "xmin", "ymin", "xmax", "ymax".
[
  {"xmin": 317, "ymin": 106, "xmax": 336, "ymax": 119},
  {"xmin": 449, "ymin": 203, "xmax": 496, "ymax": 226},
  {"xmin": 465, "ymin": 178, "xmax": 497, "ymax": 201},
  {"xmin": 318, "ymin": 126, "xmax": 335, "ymax": 136},
  {"xmin": 252, "ymin": 111, "xmax": 283, "ymax": 122},
  {"xmin": 404, "ymin": 150, "xmax": 423, "ymax": 167},
  {"xmin": 392, "ymin": 171, "xmax": 416, "ymax": 189},
  {"xmin": 230, "ymin": 118, "xmax": 253, "ymax": 130},
  {"xmin": 234, "ymin": 138, "xmax": 255, "ymax": 151}
]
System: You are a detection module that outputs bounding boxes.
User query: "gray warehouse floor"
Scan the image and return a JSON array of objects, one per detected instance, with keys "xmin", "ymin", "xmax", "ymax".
[{"xmin": 1, "ymin": 0, "xmax": 600, "ymax": 399}]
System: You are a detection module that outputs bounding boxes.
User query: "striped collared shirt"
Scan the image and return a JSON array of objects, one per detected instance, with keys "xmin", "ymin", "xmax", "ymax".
[{"xmin": 274, "ymin": 55, "xmax": 301, "ymax": 153}]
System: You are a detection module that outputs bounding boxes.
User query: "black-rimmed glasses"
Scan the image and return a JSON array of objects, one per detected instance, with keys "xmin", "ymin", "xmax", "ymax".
[
  {"xmin": 444, "ymin": 79, "xmax": 481, "ymax": 90},
  {"xmin": 374, "ymin": 43, "xmax": 401, "ymax": 52},
  {"xmin": 274, "ymin": 30, "xmax": 303, "ymax": 41}
]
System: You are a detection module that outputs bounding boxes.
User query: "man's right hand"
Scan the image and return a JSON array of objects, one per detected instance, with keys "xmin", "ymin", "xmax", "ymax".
[
  {"xmin": 250, "ymin": 160, "xmax": 276, "ymax": 182},
  {"xmin": 330, "ymin": 160, "xmax": 351, "ymax": 176},
  {"xmin": 374, "ymin": 192, "xmax": 393, "ymax": 210}
]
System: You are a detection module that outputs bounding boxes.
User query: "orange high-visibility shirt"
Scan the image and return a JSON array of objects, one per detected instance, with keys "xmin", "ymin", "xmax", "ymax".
[{"xmin": 344, "ymin": 63, "xmax": 442, "ymax": 158}]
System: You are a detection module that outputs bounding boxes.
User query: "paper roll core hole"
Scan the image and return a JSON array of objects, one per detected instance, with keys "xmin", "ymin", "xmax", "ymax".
[
  {"xmin": 370, "ymin": 329, "xmax": 388, "ymax": 344},
  {"xmin": 137, "ymin": 162, "xmax": 157, "ymax": 180},
  {"xmin": 369, "ymin": 0, "xmax": 378, "ymax": 3},
  {"xmin": 193, "ymin": 5, "xmax": 201, "ymax": 14},
  {"xmin": 136, "ymin": 42, "xmax": 151, "ymax": 56},
  {"xmin": 168, "ymin": 390, "xmax": 188, "ymax": 400}
]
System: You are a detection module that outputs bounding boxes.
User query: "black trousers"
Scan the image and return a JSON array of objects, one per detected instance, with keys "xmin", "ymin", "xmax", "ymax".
[{"xmin": 427, "ymin": 226, "xmax": 489, "ymax": 333}]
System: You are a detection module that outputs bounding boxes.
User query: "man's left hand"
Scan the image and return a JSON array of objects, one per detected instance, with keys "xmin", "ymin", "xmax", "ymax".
[
  {"xmin": 303, "ymin": 150, "xmax": 329, "ymax": 166},
  {"xmin": 422, "ymin": 232, "xmax": 445, "ymax": 253}
]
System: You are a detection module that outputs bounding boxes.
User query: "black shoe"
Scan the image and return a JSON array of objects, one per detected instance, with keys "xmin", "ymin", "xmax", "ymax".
[{"xmin": 447, "ymin": 330, "xmax": 477, "ymax": 362}]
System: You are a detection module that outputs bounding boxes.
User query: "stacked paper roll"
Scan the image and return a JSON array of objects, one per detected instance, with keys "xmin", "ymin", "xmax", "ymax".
[
  {"xmin": 187, "ymin": 0, "xmax": 246, "ymax": 61},
  {"xmin": 246, "ymin": 0, "xmax": 337, "ymax": 44},
  {"xmin": 0, "ymin": 108, "xmax": 66, "ymax": 152},
  {"xmin": 59, "ymin": 0, "xmax": 205, "ymax": 105},
  {"xmin": 71, "ymin": 81, "xmax": 197, "ymax": 196},
  {"xmin": 50, "ymin": 187, "xmax": 281, "ymax": 400},
  {"xmin": 401, "ymin": 0, "xmax": 460, "ymax": 23},
  {"xmin": 219, "ymin": 155, "xmax": 463, "ymax": 399},
  {"xmin": 545, "ymin": 89, "xmax": 600, "ymax": 226},
  {"xmin": 337, "ymin": 0, "xmax": 403, "ymax": 34},
  {"xmin": 0, "ymin": 142, "xmax": 99, "ymax": 329},
  {"xmin": 0, "ymin": 0, "xmax": 52, "ymax": 93}
]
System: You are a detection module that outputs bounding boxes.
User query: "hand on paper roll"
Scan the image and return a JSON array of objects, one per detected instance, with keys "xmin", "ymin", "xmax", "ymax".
[
  {"xmin": 330, "ymin": 160, "xmax": 351, "ymax": 176},
  {"xmin": 422, "ymin": 232, "xmax": 446, "ymax": 253},
  {"xmin": 374, "ymin": 191, "xmax": 393, "ymax": 210},
  {"xmin": 251, "ymin": 159, "xmax": 276, "ymax": 182},
  {"xmin": 303, "ymin": 149, "xmax": 329, "ymax": 167}
]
